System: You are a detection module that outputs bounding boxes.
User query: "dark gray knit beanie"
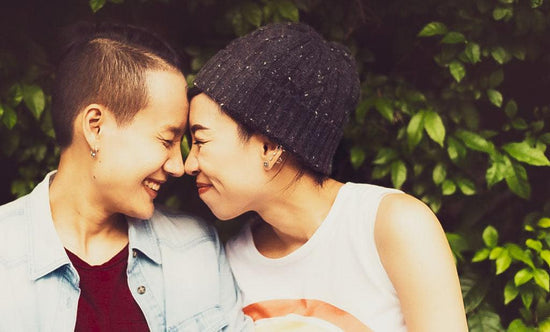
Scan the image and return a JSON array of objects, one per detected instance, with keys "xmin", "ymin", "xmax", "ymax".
[{"xmin": 194, "ymin": 22, "xmax": 360, "ymax": 175}]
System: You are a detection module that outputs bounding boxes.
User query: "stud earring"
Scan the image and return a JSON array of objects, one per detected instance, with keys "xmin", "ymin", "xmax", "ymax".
[
  {"xmin": 263, "ymin": 161, "xmax": 269, "ymax": 168},
  {"xmin": 91, "ymin": 149, "xmax": 96, "ymax": 158}
]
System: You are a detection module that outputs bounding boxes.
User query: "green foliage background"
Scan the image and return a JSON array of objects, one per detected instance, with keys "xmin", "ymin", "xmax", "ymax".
[{"xmin": 1, "ymin": 0, "xmax": 549, "ymax": 330}]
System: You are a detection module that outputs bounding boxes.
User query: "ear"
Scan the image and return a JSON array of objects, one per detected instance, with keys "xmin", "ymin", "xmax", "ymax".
[
  {"xmin": 261, "ymin": 140, "xmax": 285, "ymax": 171},
  {"xmin": 81, "ymin": 104, "xmax": 105, "ymax": 153}
]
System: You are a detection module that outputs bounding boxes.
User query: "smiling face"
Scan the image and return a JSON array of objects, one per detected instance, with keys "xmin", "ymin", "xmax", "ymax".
[
  {"xmin": 184, "ymin": 93, "xmax": 270, "ymax": 220},
  {"xmin": 91, "ymin": 69, "xmax": 188, "ymax": 219}
]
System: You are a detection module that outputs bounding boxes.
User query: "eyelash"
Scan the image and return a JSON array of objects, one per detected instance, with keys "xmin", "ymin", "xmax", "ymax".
[
  {"xmin": 193, "ymin": 140, "xmax": 205, "ymax": 146},
  {"xmin": 161, "ymin": 138, "xmax": 175, "ymax": 148}
]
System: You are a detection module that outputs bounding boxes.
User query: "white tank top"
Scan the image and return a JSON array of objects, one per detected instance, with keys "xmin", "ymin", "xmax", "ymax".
[{"xmin": 226, "ymin": 182, "xmax": 406, "ymax": 331}]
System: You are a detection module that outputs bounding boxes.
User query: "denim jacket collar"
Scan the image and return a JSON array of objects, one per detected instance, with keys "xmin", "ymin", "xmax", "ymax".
[{"xmin": 27, "ymin": 171, "xmax": 162, "ymax": 281}]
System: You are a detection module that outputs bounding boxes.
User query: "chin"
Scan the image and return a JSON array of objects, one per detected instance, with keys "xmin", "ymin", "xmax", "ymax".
[{"xmin": 126, "ymin": 205, "xmax": 155, "ymax": 220}]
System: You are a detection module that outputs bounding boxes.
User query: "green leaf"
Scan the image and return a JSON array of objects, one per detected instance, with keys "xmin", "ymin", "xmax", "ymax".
[
  {"xmin": 487, "ymin": 89, "xmax": 503, "ymax": 107},
  {"xmin": 507, "ymin": 244, "xmax": 535, "ymax": 268},
  {"xmin": 496, "ymin": 250, "xmax": 512, "ymax": 274},
  {"xmin": 472, "ymin": 248, "xmax": 490, "ymax": 262},
  {"xmin": 89, "ymin": 0, "xmax": 106, "ymax": 12},
  {"xmin": 355, "ymin": 98, "xmax": 372, "ymax": 123},
  {"xmin": 503, "ymin": 141, "xmax": 550, "ymax": 166},
  {"xmin": 276, "ymin": 0, "xmax": 299, "ymax": 22},
  {"xmin": 373, "ymin": 148, "xmax": 398, "ymax": 165},
  {"xmin": 525, "ymin": 239, "xmax": 542, "ymax": 252},
  {"xmin": 486, "ymin": 159, "xmax": 506, "ymax": 187},
  {"xmin": 467, "ymin": 308, "xmax": 503, "ymax": 332},
  {"xmin": 442, "ymin": 179, "xmax": 456, "ymax": 195},
  {"xmin": 504, "ymin": 281, "xmax": 519, "ymax": 304},
  {"xmin": 531, "ymin": 0, "xmax": 543, "ymax": 8},
  {"xmin": 493, "ymin": 7, "xmax": 512, "ymax": 21},
  {"xmin": 418, "ymin": 21, "xmax": 448, "ymax": 37},
  {"xmin": 374, "ymin": 98, "xmax": 394, "ymax": 122},
  {"xmin": 2, "ymin": 105, "xmax": 17, "ymax": 129},
  {"xmin": 511, "ymin": 118, "xmax": 528, "ymax": 130},
  {"xmin": 483, "ymin": 225, "xmax": 499, "ymax": 248},
  {"xmin": 507, "ymin": 319, "xmax": 534, "ymax": 332},
  {"xmin": 489, "ymin": 69, "xmax": 504, "ymax": 87},
  {"xmin": 350, "ymin": 146, "xmax": 366, "ymax": 169},
  {"xmin": 406, "ymin": 111, "xmax": 425, "ymax": 149},
  {"xmin": 449, "ymin": 60, "xmax": 466, "ymax": 83},
  {"xmin": 514, "ymin": 268, "xmax": 533, "ymax": 286},
  {"xmin": 490, "ymin": 247, "xmax": 504, "ymax": 260},
  {"xmin": 181, "ymin": 135, "xmax": 190, "ymax": 158},
  {"xmin": 8, "ymin": 83, "xmax": 23, "ymax": 107},
  {"xmin": 456, "ymin": 177, "xmax": 476, "ymax": 195},
  {"xmin": 23, "ymin": 84, "xmax": 46, "ymax": 120},
  {"xmin": 461, "ymin": 275, "xmax": 490, "ymax": 314},
  {"xmin": 447, "ymin": 233, "xmax": 468, "ymax": 261},
  {"xmin": 491, "ymin": 47, "xmax": 510, "ymax": 64},
  {"xmin": 456, "ymin": 129, "xmax": 495, "ymax": 154},
  {"xmin": 538, "ymin": 217, "xmax": 550, "ymax": 228},
  {"xmin": 432, "ymin": 163, "xmax": 447, "ymax": 185},
  {"xmin": 521, "ymin": 289, "xmax": 534, "ymax": 310},
  {"xmin": 424, "ymin": 111, "xmax": 446, "ymax": 146},
  {"xmin": 0, "ymin": 104, "xmax": 4, "ymax": 118},
  {"xmin": 465, "ymin": 42, "xmax": 481, "ymax": 64},
  {"xmin": 242, "ymin": 2, "xmax": 262, "ymax": 27},
  {"xmin": 533, "ymin": 268, "xmax": 549, "ymax": 291},
  {"xmin": 541, "ymin": 250, "xmax": 550, "ymax": 268},
  {"xmin": 505, "ymin": 162, "xmax": 530, "ymax": 199},
  {"xmin": 504, "ymin": 100, "xmax": 518, "ymax": 118},
  {"xmin": 441, "ymin": 31, "xmax": 465, "ymax": 44},
  {"xmin": 391, "ymin": 160, "xmax": 407, "ymax": 189},
  {"xmin": 447, "ymin": 136, "xmax": 467, "ymax": 162},
  {"xmin": 371, "ymin": 165, "xmax": 390, "ymax": 180}
]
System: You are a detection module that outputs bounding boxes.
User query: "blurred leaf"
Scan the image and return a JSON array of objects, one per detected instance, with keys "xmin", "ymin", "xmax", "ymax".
[
  {"xmin": 276, "ymin": 0, "xmax": 299, "ymax": 22},
  {"xmin": 483, "ymin": 225, "xmax": 499, "ymax": 248},
  {"xmin": 486, "ymin": 159, "xmax": 506, "ymax": 187},
  {"xmin": 424, "ymin": 111, "xmax": 446, "ymax": 146},
  {"xmin": 531, "ymin": 0, "xmax": 543, "ymax": 8},
  {"xmin": 441, "ymin": 31, "xmax": 465, "ymax": 44},
  {"xmin": 242, "ymin": 2, "xmax": 262, "ymax": 27},
  {"xmin": 447, "ymin": 233, "xmax": 468, "ymax": 261},
  {"xmin": 2, "ymin": 105, "xmax": 17, "ymax": 129},
  {"xmin": 538, "ymin": 217, "xmax": 550, "ymax": 228},
  {"xmin": 442, "ymin": 179, "xmax": 456, "ymax": 195},
  {"xmin": 374, "ymin": 97, "xmax": 394, "ymax": 122},
  {"xmin": 496, "ymin": 250, "xmax": 512, "ymax": 274},
  {"xmin": 23, "ymin": 84, "xmax": 45, "ymax": 119},
  {"xmin": 489, "ymin": 69, "xmax": 504, "ymax": 88},
  {"xmin": 514, "ymin": 268, "xmax": 533, "ymax": 286},
  {"xmin": 350, "ymin": 146, "xmax": 366, "ymax": 169},
  {"xmin": 533, "ymin": 268, "xmax": 549, "ymax": 291},
  {"xmin": 487, "ymin": 89, "xmax": 503, "ymax": 107},
  {"xmin": 456, "ymin": 129, "xmax": 495, "ymax": 154},
  {"xmin": 467, "ymin": 307, "xmax": 503, "ymax": 332},
  {"xmin": 504, "ymin": 100, "xmax": 518, "ymax": 118},
  {"xmin": 504, "ymin": 281, "xmax": 519, "ymax": 304},
  {"xmin": 449, "ymin": 60, "xmax": 466, "ymax": 82},
  {"xmin": 541, "ymin": 250, "xmax": 550, "ymax": 268},
  {"xmin": 493, "ymin": 7, "xmax": 512, "ymax": 21},
  {"xmin": 525, "ymin": 239, "xmax": 542, "ymax": 252},
  {"xmin": 418, "ymin": 21, "xmax": 448, "ymax": 36},
  {"xmin": 472, "ymin": 248, "xmax": 490, "ymax": 262},
  {"xmin": 461, "ymin": 275, "xmax": 489, "ymax": 314},
  {"xmin": 505, "ymin": 162, "xmax": 531, "ymax": 199},
  {"xmin": 373, "ymin": 148, "xmax": 398, "ymax": 165},
  {"xmin": 89, "ymin": 0, "xmax": 106, "ymax": 12},
  {"xmin": 521, "ymin": 289, "xmax": 533, "ymax": 310},
  {"xmin": 391, "ymin": 160, "xmax": 407, "ymax": 189},
  {"xmin": 491, "ymin": 47, "xmax": 510, "ymax": 64},
  {"xmin": 447, "ymin": 136, "xmax": 467, "ymax": 161},
  {"xmin": 406, "ymin": 110, "xmax": 425, "ymax": 149},
  {"xmin": 456, "ymin": 177, "xmax": 476, "ymax": 195},
  {"xmin": 507, "ymin": 319, "xmax": 535, "ymax": 332},
  {"xmin": 432, "ymin": 162, "xmax": 447, "ymax": 185},
  {"xmin": 371, "ymin": 165, "xmax": 390, "ymax": 180},
  {"xmin": 503, "ymin": 141, "xmax": 550, "ymax": 166},
  {"xmin": 465, "ymin": 42, "xmax": 481, "ymax": 64},
  {"xmin": 8, "ymin": 83, "xmax": 23, "ymax": 107}
]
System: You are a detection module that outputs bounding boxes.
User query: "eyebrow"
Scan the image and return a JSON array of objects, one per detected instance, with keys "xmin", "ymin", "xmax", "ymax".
[
  {"xmin": 163, "ymin": 125, "xmax": 185, "ymax": 137},
  {"xmin": 190, "ymin": 124, "xmax": 209, "ymax": 135}
]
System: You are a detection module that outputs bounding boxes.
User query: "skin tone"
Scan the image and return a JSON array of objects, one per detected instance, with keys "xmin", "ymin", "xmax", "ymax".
[
  {"xmin": 186, "ymin": 92, "xmax": 468, "ymax": 331},
  {"xmin": 49, "ymin": 69, "xmax": 188, "ymax": 265}
]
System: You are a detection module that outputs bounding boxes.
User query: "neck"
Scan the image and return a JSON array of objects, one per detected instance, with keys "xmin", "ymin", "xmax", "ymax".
[
  {"xmin": 49, "ymin": 152, "xmax": 128, "ymax": 265},
  {"xmin": 253, "ymin": 175, "xmax": 343, "ymax": 258}
]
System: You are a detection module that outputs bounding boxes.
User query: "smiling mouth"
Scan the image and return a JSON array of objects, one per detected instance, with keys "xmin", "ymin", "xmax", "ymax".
[
  {"xmin": 196, "ymin": 182, "xmax": 212, "ymax": 195},
  {"xmin": 143, "ymin": 179, "xmax": 162, "ymax": 198}
]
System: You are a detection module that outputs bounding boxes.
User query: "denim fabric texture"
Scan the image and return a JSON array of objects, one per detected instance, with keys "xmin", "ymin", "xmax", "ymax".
[{"xmin": 0, "ymin": 171, "xmax": 252, "ymax": 332}]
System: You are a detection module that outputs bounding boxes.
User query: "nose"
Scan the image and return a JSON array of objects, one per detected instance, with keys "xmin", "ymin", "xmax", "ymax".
[
  {"xmin": 184, "ymin": 148, "xmax": 200, "ymax": 176},
  {"xmin": 164, "ymin": 147, "xmax": 185, "ymax": 178}
]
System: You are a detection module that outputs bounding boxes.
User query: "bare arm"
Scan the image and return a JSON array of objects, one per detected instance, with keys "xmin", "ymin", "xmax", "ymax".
[{"xmin": 375, "ymin": 193, "xmax": 468, "ymax": 331}]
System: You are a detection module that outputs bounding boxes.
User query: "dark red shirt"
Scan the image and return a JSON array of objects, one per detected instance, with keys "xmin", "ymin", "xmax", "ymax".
[{"xmin": 66, "ymin": 245, "xmax": 150, "ymax": 332}]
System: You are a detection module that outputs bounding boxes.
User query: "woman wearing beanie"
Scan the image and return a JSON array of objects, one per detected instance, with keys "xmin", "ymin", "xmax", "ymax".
[{"xmin": 185, "ymin": 22, "xmax": 467, "ymax": 331}]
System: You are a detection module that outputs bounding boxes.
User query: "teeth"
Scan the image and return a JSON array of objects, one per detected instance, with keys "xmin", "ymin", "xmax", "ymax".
[{"xmin": 143, "ymin": 179, "xmax": 160, "ymax": 191}]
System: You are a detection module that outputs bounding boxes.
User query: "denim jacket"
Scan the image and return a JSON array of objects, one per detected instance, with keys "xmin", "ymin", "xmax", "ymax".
[{"xmin": 0, "ymin": 172, "xmax": 252, "ymax": 331}]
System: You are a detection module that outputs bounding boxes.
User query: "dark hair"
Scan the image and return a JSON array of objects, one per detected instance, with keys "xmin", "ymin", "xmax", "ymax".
[{"xmin": 52, "ymin": 22, "xmax": 182, "ymax": 148}]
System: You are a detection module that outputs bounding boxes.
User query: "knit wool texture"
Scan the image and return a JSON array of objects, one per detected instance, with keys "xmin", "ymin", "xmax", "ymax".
[{"xmin": 194, "ymin": 22, "xmax": 360, "ymax": 175}]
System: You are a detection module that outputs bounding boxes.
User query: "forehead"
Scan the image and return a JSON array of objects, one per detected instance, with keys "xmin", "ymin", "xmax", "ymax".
[
  {"xmin": 134, "ymin": 70, "xmax": 188, "ymax": 131},
  {"xmin": 189, "ymin": 93, "xmax": 238, "ymax": 131}
]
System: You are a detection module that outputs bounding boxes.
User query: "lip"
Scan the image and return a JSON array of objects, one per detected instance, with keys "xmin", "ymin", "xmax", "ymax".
[
  {"xmin": 143, "ymin": 178, "xmax": 165, "ymax": 199},
  {"xmin": 196, "ymin": 182, "xmax": 213, "ymax": 195}
]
